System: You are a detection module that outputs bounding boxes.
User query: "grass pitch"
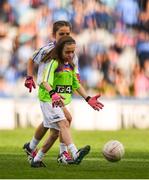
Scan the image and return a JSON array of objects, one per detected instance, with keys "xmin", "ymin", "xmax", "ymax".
[{"xmin": 0, "ymin": 128, "xmax": 149, "ymax": 179}]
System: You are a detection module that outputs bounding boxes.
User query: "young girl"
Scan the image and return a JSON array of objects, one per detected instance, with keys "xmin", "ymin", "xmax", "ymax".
[
  {"xmin": 30, "ymin": 36, "xmax": 104, "ymax": 167},
  {"xmin": 24, "ymin": 21, "xmax": 79, "ymax": 162},
  {"xmin": 23, "ymin": 21, "xmax": 104, "ymax": 164}
]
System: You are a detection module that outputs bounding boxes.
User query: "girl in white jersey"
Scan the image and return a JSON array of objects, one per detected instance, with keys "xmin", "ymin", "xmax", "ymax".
[
  {"xmin": 23, "ymin": 21, "xmax": 103, "ymax": 165},
  {"xmin": 24, "ymin": 21, "xmax": 78, "ymax": 162},
  {"xmin": 30, "ymin": 36, "xmax": 104, "ymax": 167}
]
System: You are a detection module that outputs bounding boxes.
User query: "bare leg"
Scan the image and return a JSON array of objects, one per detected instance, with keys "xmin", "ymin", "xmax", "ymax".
[
  {"xmin": 34, "ymin": 122, "xmax": 48, "ymax": 140},
  {"xmin": 41, "ymin": 128, "xmax": 59, "ymax": 153},
  {"xmin": 59, "ymin": 107, "xmax": 72, "ymax": 143},
  {"xmin": 57, "ymin": 119, "xmax": 79, "ymax": 160},
  {"xmin": 28, "ymin": 123, "xmax": 48, "ymax": 151},
  {"xmin": 33, "ymin": 128, "xmax": 59, "ymax": 163},
  {"xmin": 57, "ymin": 120, "xmax": 73, "ymax": 146}
]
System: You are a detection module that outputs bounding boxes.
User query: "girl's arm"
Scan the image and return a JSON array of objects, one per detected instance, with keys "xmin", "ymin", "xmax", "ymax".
[{"xmin": 76, "ymin": 85, "xmax": 104, "ymax": 111}]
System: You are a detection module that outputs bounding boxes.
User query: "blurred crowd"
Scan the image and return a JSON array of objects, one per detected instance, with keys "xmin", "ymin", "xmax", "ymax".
[{"xmin": 0, "ymin": 0, "xmax": 149, "ymax": 98}]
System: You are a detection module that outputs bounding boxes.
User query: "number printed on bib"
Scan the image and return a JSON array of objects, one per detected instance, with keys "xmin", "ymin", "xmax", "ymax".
[{"xmin": 55, "ymin": 85, "xmax": 72, "ymax": 94}]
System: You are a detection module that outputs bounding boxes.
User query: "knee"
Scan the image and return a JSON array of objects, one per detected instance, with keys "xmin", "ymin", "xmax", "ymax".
[{"xmin": 58, "ymin": 120, "xmax": 68, "ymax": 131}]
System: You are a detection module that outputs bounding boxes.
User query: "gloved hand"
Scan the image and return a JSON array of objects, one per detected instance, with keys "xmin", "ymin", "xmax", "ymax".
[
  {"xmin": 86, "ymin": 94, "xmax": 104, "ymax": 111},
  {"xmin": 24, "ymin": 76, "xmax": 36, "ymax": 93},
  {"xmin": 51, "ymin": 93, "xmax": 65, "ymax": 108}
]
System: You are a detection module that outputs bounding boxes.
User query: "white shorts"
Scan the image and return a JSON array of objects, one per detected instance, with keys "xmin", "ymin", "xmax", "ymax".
[{"xmin": 40, "ymin": 101, "xmax": 66, "ymax": 130}]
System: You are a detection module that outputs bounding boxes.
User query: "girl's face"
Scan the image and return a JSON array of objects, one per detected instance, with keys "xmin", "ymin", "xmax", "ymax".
[
  {"xmin": 62, "ymin": 43, "xmax": 76, "ymax": 63},
  {"xmin": 54, "ymin": 26, "xmax": 71, "ymax": 42}
]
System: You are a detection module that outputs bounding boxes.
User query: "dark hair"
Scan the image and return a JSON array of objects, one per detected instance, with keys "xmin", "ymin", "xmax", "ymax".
[
  {"xmin": 52, "ymin": 20, "xmax": 72, "ymax": 35},
  {"xmin": 50, "ymin": 36, "xmax": 76, "ymax": 68},
  {"xmin": 41, "ymin": 21, "xmax": 72, "ymax": 63}
]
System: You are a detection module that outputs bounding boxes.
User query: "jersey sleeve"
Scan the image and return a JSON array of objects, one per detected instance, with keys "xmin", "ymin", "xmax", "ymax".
[
  {"xmin": 73, "ymin": 53, "xmax": 80, "ymax": 74},
  {"xmin": 43, "ymin": 60, "xmax": 58, "ymax": 86},
  {"xmin": 72, "ymin": 71, "xmax": 81, "ymax": 91},
  {"xmin": 32, "ymin": 42, "xmax": 55, "ymax": 64}
]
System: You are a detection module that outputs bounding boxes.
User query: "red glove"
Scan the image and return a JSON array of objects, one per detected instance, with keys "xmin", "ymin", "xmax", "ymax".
[
  {"xmin": 86, "ymin": 94, "xmax": 104, "ymax": 111},
  {"xmin": 51, "ymin": 93, "xmax": 65, "ymax": 108},
  {"xmin": 24, "ymin": 76, "xmax": 36, "ymax": 93}
]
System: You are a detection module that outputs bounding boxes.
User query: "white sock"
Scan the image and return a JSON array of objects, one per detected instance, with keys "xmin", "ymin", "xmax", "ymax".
[
  {"xmin": 29, "ymin": 137, "xmax": 40, "ymax": 151},
  {"xmin": 60, "ymin": 143, "xmax": 67, "ymax": 154},
  {"xmin": 68, "ymin": 144, "xmax": 78, "ymax": 160},
  {"xmin": 34, "ymin": 150, "xmax": 45, "ymax": 162}
]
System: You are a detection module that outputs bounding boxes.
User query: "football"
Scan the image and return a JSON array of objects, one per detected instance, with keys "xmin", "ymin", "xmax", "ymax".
[{"xmin": 102, "ymin": 140, "xmax": 125, "ymax": 162}]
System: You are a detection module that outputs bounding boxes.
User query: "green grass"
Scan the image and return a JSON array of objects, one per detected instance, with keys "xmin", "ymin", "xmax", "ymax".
[{"xmin": 0, "ymin": 128, "xmax": 149, "ymax": 179}]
